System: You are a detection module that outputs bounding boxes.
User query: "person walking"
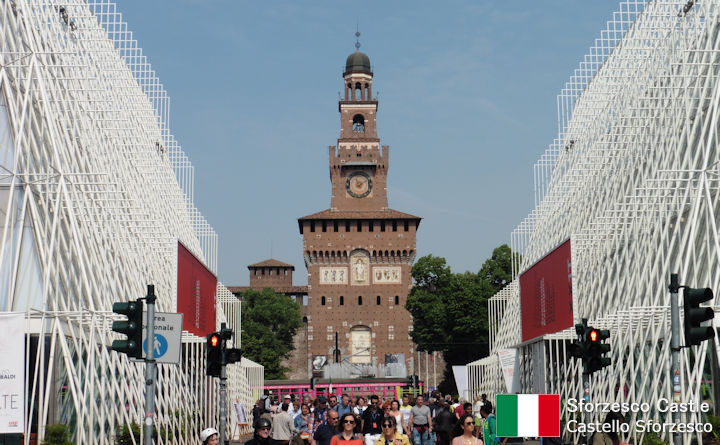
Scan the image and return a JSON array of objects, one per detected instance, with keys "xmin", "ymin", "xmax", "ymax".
[
  {"xmin": 284, "ymin": 396, "xmax": 295, "ymax": 417},
  {"xmin": 354, "ymin": 397, "xmax": 368, "ymax": 417},
  {"xmin": 479, "ymin": 404, "xmax": 495, "ymax": 445},
  {"xmin": 432, "ymin": 401, "xmax": 457, "ymax": 445},
  {"xmin": 399, "ymin": 395, "xmax": 412, "ymax": 435},
  {"xmin": 331, "ymin": 413, "xmax": 364, "ymax": 445},
  {"xmin": 272, "ymin": 402, "xmax": 297, "ymax": 445},
  {"xmin": 472, "ymin": 397, "xmax": 484, "ymax": 439},
  {"xmin": 408, "ymin": 395, "xmax": 432, "ymax": 445},
  {"xmin": 200, "ymin": 427, "xmax": 219, "ymax": 445},
  {"xmin": 337, "ymin": 394, "xmax": 354, "ymax": 417},
  {"xmin": 374, "ymin": 416, "xmax": 411, "ymax": 445},
  {"xmin": 246, "ymin": 418, "xmax": 283, "ymax": 445},
  {"xmin": 329, "ymin": 394, "xmax": 339, "ymax": 412},
  {"xmin": 387, "ymin": 400, "xmax": 404, "ymax": 435},
  {"xmin": 591, "ymin": 411, "xmax": 627, "ymax": 445},
  {"xmin": 451, "ymin": 414, "xmax": 482, "ymax": 445},
  {"xmin": 361, "ymin": 395, "xmax": 383, "ymax": 445},
  {"xmin": 315, "ymin": 397, "xmax": 331, "ymax": 424},
  {"xmin": 314, "ymin": 410, "xmax": 340, "ymax": 445},
  {"xmin": 294, "ymin": 403, "xmax": 315, "ymax": 445}
]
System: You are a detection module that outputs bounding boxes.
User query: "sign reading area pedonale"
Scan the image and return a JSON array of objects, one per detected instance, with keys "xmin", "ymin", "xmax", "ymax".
[{"xmin": 140, "ymin": 312, "xmax": 183, "ymax": 364}]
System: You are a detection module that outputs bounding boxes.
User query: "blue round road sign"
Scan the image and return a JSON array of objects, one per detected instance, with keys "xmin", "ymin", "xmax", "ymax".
[{"xmin": 143, "ymin": 333, "xmax": 168, "ymax": 358}]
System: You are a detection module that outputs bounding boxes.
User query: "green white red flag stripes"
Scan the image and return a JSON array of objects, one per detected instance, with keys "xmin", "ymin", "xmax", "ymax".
[{"xmin": 496, "ymin": 394, "xmax": 560, "ymax": 437}]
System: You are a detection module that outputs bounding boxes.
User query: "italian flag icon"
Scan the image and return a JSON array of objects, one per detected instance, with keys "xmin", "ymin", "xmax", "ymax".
[{"xmin": 496, "ymin": 394, "xmax": 560, "ymax": 437}]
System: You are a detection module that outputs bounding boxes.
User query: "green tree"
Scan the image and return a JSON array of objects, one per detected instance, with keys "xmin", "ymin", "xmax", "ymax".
[
  {"xmin": 405, "ymin": 245, "xmax": 515, "ymax": 395},
  {"xmin": 42, "ymin": 424, "xmax": 73, "ymax": 445},
  {"xmin": 479, "ymin": 244, "xmax": 513, "ymax": 292},
  {"xmin": 240, "ymin": 288, "xmax": 302, "ymax": 379}
]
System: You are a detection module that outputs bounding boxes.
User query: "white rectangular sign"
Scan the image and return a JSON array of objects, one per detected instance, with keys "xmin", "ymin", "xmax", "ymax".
[
  {"xmin": 234, "ymin": 401, "xmax": 248, "ymax": 426},
  {"xmin": 0, "ymin": 312, "xmax": 25, "ymax": 433},
  {"xmin": 452, "ymin": 365, "xmax": 468, "ymax": 399},
  {"xmin": 497, "ymin": 348, "xmax": 520, "ymax": 394},
  {"xmin": 140, "ymin": 312, "xmax": 183, "ymax": 364}
]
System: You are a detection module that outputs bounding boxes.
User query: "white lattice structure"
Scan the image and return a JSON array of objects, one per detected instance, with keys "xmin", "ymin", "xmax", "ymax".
[
  {"xmin": 0, "ymin": 1, "xmax": 262, "ymax": 443},
  {"xmin": 469, "ymin": 1, "xmax": 720, "ymax": 443}
]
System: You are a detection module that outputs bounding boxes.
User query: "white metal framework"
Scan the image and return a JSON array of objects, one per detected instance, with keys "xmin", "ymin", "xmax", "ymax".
[
  {"xmin": 469, "ymin": 1, "xmax": 720, "ymax": 443},
  {"xmin": 0, "ymin": 1, "xmax": 262, "ymax": 443}
]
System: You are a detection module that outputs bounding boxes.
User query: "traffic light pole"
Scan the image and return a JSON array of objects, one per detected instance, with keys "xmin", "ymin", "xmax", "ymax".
[
  {"xmin": 219, "ymin": 322, "xmax": 231, "ymax": 445},
  {"xmin": 582, "ymin": 373, "xmax": 590, "ymax": 445},
  {"xmin": 144, "ymin": 285, "xmax": 157, "ymax": 445},
  {"xmin": 220, "ymin": 363, "xmax": 227, "ymax": 445},
  {"xmin": 669, "ymin": 274, "xmax": 681, "ymax": 445}
]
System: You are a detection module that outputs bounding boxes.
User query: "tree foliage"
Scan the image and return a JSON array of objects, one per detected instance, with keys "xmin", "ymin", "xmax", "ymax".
[
  {"xmin": 405, "ymin": 245, "xmax": 516, "ymax": 395},
  {"xmin": 42, "ymin": 424, "xmax": 73, "ymax": 445},
  {"xmin": 240, "ymin": 288, "xmax": 302, "ymax": 379}
]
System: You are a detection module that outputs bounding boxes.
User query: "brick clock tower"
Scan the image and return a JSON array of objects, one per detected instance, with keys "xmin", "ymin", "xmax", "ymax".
[{"xmin": 298, "ymin": 41, "xmax": 420, "ymax": 378}]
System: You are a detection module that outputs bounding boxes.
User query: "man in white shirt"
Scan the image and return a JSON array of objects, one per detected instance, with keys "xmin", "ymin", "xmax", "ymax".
[
  {"xmin": 399, "ymin": 394, "xmax": 413, "ymax": 434},
  {"xmin": 271, "ymin": 402, "xmax": 297, "ymax": 444}
]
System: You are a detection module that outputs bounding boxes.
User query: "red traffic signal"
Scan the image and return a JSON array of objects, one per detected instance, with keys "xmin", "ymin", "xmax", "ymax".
[
  {"xmin": 207, "ymin": 332, "xmax": 222, "ymax": 377},
  {"xmin": 589, "ymin": 330, "xmax": 598, "ymax": 342}
]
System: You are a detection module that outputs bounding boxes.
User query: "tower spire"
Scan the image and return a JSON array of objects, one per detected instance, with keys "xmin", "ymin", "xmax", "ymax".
[{"xmin": 355, "ymin": 25, "xmax": 361, "ymax": 51}]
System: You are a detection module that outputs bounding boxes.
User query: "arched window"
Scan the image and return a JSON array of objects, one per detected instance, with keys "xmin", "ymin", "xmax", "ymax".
[
  {"xmin": 340, "ymin": 296, "xmax": 345, "ymax": 306},
  {"xmin": 395, "ymin": 295, "xmax": 399, "ymax": 305},
  {"xmin": 321, "ymin": 296, "xmax": 326, "ymax": 306},
  {"xmin": 352, "ymin": 114, "xmax": 365, "ymax": 133},
  {"xmin": 355, "ymin": 82, "xmax": 362, "ymax": 100},
  {"xmin": 358, "ymin": 295, "xmax": 363, "ymax": 305},
  {"xmin": 376, "ymin": 295, "xmax": 381, "ymax": 305}
]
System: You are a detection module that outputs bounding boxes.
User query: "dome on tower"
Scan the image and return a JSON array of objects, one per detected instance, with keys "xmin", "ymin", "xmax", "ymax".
[{"xmin": 345, "ymin": 50, "xmax": 372, "ymax": 74}]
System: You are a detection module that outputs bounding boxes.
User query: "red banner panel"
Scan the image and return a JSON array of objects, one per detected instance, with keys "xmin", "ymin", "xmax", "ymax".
[
  {"xmin": 520, "ymin": 239, "xmax": 573, "ymax": 343},
  {"xmin": 177, "ymin": 242, "xmax": 217, "ymax": 337}
]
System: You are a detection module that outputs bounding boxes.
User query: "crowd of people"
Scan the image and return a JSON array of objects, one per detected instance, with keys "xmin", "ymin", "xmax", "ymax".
[
  {"xmin": 200, "ymin": 391, "xmax": 630, "ymax": 445},
  {"xmin": 243, "ymin": 392, "xmax": 497, "ymax": 445}
]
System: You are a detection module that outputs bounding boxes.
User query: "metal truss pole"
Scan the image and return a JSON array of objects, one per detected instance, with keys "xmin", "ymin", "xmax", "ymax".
[{"xmin": 145, "ymin": 285, "xmax": 157, "ymax": 445}]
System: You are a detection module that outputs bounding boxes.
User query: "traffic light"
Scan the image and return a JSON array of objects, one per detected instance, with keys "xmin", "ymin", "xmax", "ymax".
[
  {"xmin": 111, "ymin": 299, "xmax": 144, "ymax": 358},
  {"xmin": 226, "ymin": 347, "xmax": 242, "ymax": 365},
  {"xmin": 586, "ymin": 328, "xmax": 611, "ymax": 373},
  {"xmin": 207, "ymin": 331, "xmax": 222, "ymax": 377},
  {"xmin": 569, "ymin": 322, "xmax": 588, "ymax": 360},
  {"xmin": 683, "ymin": 287, "xmax": 715, "ymax": 346},
  {"xmin": 407, "ymin": 374, "xmax": 419, "ymax": 388}
]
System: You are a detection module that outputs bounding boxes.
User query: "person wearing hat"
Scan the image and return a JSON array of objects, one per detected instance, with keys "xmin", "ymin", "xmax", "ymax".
[
  {"xmin": 283, "ymin": 395, "xmax": 296, "ymax": 418},
  {"xmin": 314, "ymin": 396, "xmax": 330, "ymax": 423},
  {"xmin": 200, "ymin": 427, "xmax": 219, "ymax": 445},
  {"xmin": 246, "ymin": 417, "xmax": 282, "ymax": 445}
]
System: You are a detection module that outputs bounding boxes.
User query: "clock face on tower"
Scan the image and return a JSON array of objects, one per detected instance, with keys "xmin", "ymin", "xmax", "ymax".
[{"xmin": 346, "ymin": 171, "xmax": 373, "ymax": 198}]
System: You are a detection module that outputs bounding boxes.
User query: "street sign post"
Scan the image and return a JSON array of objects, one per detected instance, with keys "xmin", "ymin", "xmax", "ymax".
[{"xmin": 141, "ymin": 312, "xmax": 183, "ymax": 364}]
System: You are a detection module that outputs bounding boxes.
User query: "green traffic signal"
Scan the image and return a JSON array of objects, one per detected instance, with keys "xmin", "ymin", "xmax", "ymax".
[
  {"xmin": 683, "ymin": 287, "xmax": 715, "ymax": 346},
  {"xmin": 111, "ymin": 299, "xmax": 144, "ymax": 358}
]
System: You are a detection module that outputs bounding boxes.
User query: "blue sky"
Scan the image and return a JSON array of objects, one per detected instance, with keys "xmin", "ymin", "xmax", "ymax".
[{"xmin": 118, "ymin": 1, "xmax": 623, "ymax": 286}]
